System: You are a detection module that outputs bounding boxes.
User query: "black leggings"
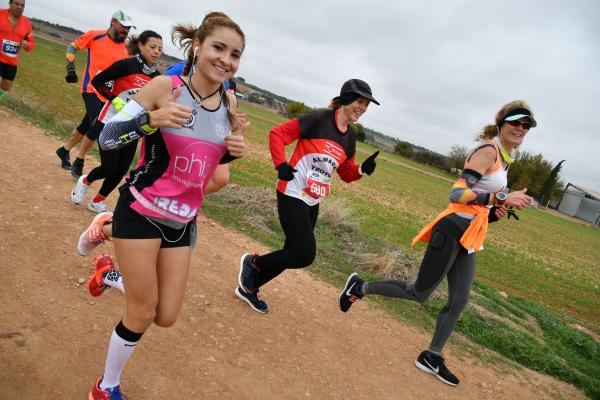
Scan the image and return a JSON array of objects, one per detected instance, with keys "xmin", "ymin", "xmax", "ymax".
[
  {"xmin": 363, "ymin": 213, "xmax": 476, "ymax": 353},
  {"xmin": 87, "ymin": 136, "xmax": 137, "ymax": 198},
  {"xmin": 253, "ymin": 191, "xmax": 319, "ymax": 288}
]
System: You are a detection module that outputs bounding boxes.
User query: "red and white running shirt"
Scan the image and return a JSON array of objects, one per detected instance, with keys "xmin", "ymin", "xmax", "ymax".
[{"xmin": 270, "ymin": 108, "xmax": 362, "ymax": 206}]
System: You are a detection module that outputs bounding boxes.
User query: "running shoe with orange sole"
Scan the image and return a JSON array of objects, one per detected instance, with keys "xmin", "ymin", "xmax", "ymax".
[
  {"xmin": 88, "ymin": 253, "xmax": 117, "ymax": 297},
  {"xmin": 78, "ymin": 211, "xmax": 113, "ymax": 256}
]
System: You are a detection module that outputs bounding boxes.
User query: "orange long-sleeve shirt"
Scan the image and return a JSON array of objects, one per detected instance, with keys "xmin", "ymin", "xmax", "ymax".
[
  {"xmin": 0, "ymin": 9, "xmax": 34, "ymax": 66},
  {"xmin": 72, "ymin": 29, "xmax": 128, "ymax": 97}
]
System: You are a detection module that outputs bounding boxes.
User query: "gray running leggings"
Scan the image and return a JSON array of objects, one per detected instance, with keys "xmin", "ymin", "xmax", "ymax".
[{"xmin": 363, "ymin": 213, "xmax": 475, "ymax": 353}]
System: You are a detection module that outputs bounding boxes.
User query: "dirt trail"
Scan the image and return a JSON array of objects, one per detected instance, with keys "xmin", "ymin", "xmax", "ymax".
[{"xmin": 0, "ymin": 108, "xmax": 587, "ymax": 399}]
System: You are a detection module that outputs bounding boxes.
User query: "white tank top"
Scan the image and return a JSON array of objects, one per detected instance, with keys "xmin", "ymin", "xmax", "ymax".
[{"xmin": 457, "ymin": 137, "xmax": 509, "ymax": 219}]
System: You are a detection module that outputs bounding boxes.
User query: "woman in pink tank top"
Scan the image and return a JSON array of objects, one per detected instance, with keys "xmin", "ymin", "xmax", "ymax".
[{"xmin": 77, "ymin": 12, "xmax": 249, "ymax": 399}]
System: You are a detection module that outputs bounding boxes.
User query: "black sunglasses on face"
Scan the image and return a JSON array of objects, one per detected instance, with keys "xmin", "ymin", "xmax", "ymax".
[{"xmin": 506, "ymin": 120, "xmax": 531, "ymax": 130}]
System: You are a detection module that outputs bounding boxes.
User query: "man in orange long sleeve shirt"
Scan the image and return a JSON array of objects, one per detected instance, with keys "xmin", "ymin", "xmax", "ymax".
[
  {"xmin": 0, "ymin": 0, "xmax": 34, "ymax": 101},
  {"xmin": 55, "ymin": 10, "xmax": 131, "ymax": 175}
]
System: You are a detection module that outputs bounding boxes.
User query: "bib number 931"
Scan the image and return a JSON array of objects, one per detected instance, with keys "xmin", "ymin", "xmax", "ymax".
[{"xmin": 2, "ymin": 40, "xmax": 19, "ymax": 57}]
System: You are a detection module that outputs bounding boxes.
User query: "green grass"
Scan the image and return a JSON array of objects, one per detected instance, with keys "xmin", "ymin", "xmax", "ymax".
[{"xmin": 4, "ymin": 36, "xmax": 600, "ymax": 399}]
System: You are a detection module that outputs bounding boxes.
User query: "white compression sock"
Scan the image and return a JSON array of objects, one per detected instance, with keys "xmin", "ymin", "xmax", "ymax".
[{"xmin": 100, "ymin": 322, "xmax": 142, "ymax": 389}]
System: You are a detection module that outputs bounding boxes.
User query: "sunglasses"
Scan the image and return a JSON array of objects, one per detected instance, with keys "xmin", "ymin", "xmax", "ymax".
[{"xmin": 506, "ymin": 120, "xmax": 531, "ymax": 130}]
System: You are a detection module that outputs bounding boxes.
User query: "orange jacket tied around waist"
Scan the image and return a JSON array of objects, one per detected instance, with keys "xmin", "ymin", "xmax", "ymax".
[{"xmin": 411, "ymin": 203, "xmax": 490, "ymax": 254}]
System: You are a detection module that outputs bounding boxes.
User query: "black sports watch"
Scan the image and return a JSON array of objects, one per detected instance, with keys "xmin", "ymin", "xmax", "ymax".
[
  {"xmin": 137, "ymin": 112, "xmax": 157, "ymax": 135},
  {"xmin": 495, "ymin": 191, "xmax": 507, "ymax": 205}
]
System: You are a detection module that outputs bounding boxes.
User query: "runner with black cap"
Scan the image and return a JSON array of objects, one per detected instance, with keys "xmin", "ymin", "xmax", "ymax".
[
  {"xmin": 339, "ymin": 100, "xmax": 536, "ymax": 387},
  {"xmin": 236, "ymin": 78, "xmax": 381, "ymax": 313}
]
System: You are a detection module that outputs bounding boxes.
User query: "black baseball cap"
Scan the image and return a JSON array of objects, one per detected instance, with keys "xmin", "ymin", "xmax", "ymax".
[{"xmin": 340, "ymin": 79, "xmax": 380, "ymax": 105}]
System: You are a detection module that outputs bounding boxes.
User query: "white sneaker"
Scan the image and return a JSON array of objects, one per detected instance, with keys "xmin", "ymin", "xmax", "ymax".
[
  {"xmin": 88, "ymin": 199, "xmax": 108, "ymax": 214},
  {"xmin": 77, "ymin": 211, "xmax": 113, "ymax": 256},
  {"xmin": 71, "ymin": 175, "xmax": 89, "ymax": 205}
]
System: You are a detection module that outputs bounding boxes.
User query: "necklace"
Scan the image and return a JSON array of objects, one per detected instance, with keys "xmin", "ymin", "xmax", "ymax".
[{"xmin": 188, "ymin": 78, "xmax": 221, "ymax": 104}]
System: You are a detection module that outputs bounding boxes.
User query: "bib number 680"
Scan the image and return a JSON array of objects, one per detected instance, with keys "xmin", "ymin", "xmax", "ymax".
[
  {"xmin": 309, "ymin": 183, "xmax": 327, "ymax": 197},
  {"xmin": 304, "ymin": 177, "xmax": 331, "ymax": 199}
]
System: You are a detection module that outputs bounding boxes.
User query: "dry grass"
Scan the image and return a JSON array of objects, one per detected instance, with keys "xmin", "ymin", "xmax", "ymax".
[
  {"xmin": 210, "ymin": 184, "xmax": 277, "ymax": 234},
  {"xmin": 318, "ymin": 196, "xmax": 361, "ymax": 232}
]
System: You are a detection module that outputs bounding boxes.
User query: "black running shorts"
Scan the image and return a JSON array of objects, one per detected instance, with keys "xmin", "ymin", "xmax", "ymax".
[
  {"xmin": 76, "ymin": 92, "xmax": 104, "ymax": 135},
  {"xmin": 111, "ymin": 195, "xmax": 197, "ymax": 248},
  {"xmin": 0, "ymin": 61, "xmax": 17, "ymax": 81}
]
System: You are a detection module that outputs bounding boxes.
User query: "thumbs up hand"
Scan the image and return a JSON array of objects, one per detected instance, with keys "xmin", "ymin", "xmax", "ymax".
[
  {"xmin": 360, "ymin": 151, "xmax": 380, "ymax": 175},
  {"xmin": 148, "ymin": 87, "xmax": 192, "ymax": 129},
  {"xmin": 224, "ymin": 119, "xmax": 248, "ymax": 158}
]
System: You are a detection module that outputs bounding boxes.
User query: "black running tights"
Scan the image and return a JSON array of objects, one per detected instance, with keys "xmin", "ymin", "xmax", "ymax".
[
  {"xmin": 253, "ymin": 191, "xmax": 319, "ymax": 288},
  {"xmin": 363, "ymin": 213, "xmax": 476, "ymax": 353},
  {"xmin": 86, "ymin": 141, "xmax": 137, "ymax": 198}
]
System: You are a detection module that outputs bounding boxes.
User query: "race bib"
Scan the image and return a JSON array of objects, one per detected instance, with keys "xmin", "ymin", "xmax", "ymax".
[
  {"xmin": 2, "ymin": 39, "xmax": 20, "ymax": 57},
  {"xmin": 303, "ymin": 171, "xmax": 331, "ymax": 199}
]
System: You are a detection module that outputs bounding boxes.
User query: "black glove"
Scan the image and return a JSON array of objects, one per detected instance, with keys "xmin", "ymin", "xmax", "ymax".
[
  {"xmin": 488, "ymin": 206, "xmax": 519, "ymax": 223},
  {"xmin": 277, "ymin": 162, "xmax": 297, "ymax": 181},
  {"xmin": 488, "ymin": 206, "xmax": 500, "ymax": 223},
  {"xmin": 507, "ymin": 207, "xmax": 519, "ymax": 220},
  {"xmin": 65, "ymin": 62, "xmax": 78, "ymax": 83},
  {"xmin": 360, "ymin": 151, "xmax": 379, "ymax": 175}
]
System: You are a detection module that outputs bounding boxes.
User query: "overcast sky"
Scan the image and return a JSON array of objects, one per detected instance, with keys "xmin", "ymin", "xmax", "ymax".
[{"xmin": 24, "ymin": 0, "xmax": 600, "ymax": 192}]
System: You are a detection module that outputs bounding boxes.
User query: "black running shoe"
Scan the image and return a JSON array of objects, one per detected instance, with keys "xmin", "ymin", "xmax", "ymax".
[
  {"xmin": 238, "ymin": 253, "xmax": 259, "ymax": 293},
  {"xmin": 339, "ymin": 272, "xmax": 364, "ymax": 312},
  {"xmin": 415, "ymin": 351, "xmax": 460, "ymax": 386},
  {"xmin": 71, "ymin": 158, "xmax": 84, "ymax": 179},
  {"xmin": 235, "ymin": 286, "xmax": 268, "ymax": 313},
  {"xmin": 56, "ymin": 147, "xmax": 71, "ymax": 170}
]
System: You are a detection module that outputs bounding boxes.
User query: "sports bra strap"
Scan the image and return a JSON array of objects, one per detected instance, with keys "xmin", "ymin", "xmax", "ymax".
[
  {"xmin": 465, "ymin": 140, "xmax": 502, "ymax": 173},
  {"xmin": 170, "ymin": 75, "xmax": 185, "ymax": 89},
  {"xmin": 466, "ymin": 143, "xmax": 495, "ymax": 164}
]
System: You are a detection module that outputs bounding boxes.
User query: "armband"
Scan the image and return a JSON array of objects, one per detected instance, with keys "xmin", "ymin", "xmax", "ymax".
[
  {"xmin": 66, "ymin": 43, "xmax": 77, "ymax": 62},
  {"xmin": 111, "ymin": 97, "xmax": 127, "ymax": 112}
]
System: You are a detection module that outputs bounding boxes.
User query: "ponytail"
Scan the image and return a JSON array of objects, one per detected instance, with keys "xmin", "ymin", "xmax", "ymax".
[
  {"xmin": 329, "ymin": 96, "xmax": 342, "ymax": 110},
  {"xmin": 126, "ymin": 30, "xmax": 162, "ymax": 57}
]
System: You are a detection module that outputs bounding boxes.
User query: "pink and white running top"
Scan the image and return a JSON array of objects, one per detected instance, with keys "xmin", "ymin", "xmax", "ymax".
[{"xmin": 124, "ymin": 76, "xmax": 231, "ymax": 228}]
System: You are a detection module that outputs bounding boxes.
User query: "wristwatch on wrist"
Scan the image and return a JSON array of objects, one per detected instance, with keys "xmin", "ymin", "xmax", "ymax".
[
  {"xmin": 495, "ymin": 191, "xmax": 507, "ymax": 205},
  {"xmin": 137, "ymin": 112, "xmax": 157, "ymax": 135}
]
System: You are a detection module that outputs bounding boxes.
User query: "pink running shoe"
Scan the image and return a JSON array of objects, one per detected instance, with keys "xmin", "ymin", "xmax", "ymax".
[
  {"xmin": 77, "ymin": 211, "xmax": 113, "ymax": 256},
  {"xmin": 88, "ymin": 377, "xmax": 127, "ymax": 400},
  {"xmin": 88, "ymin": 254, "xmax": 116, "ymax": 297}
]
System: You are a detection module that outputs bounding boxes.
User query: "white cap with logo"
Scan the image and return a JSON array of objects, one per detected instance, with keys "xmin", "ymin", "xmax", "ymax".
[{"xmin": 111, "ymin": 10, "xmax": 135, "ymax": 28}]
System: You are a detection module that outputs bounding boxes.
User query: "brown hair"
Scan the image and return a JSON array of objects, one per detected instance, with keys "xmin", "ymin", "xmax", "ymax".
[
  {"xmin": 329, "ymin": 96, "xmax": 342, "ymax": 110},
  {"xmin": 171, "ymin": 12, "xmax": 245, "ymax": 128},
  {"xmin": 125, "ymin": 30, "xmax": 162, "ymax": 57},
  {"xmin": 477, "ymin": 100, "xmax": 534, "ymax": 141}
]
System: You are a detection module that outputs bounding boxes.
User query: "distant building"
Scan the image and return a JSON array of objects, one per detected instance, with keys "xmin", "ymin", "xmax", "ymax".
[
  {"xmin": 557, "ymin": 183, "xmax": 600, "ymax": 226},
  {"xmin": 235, "ymin": 92, "xmax": 248, "ymax": 101}
]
